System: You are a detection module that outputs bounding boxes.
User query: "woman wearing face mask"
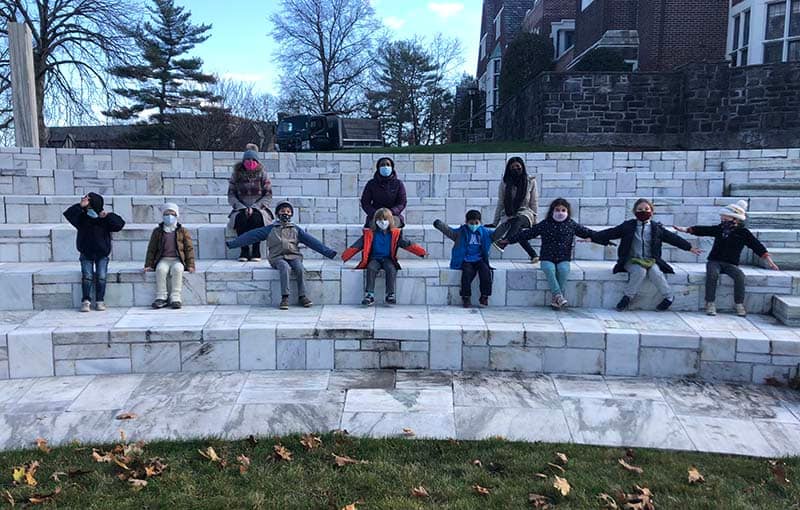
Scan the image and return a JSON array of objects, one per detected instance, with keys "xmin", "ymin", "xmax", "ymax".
[
  {"xmin": 595, "ymin": 198, "xmax": 702, "ymax": 312},
  {"xmin": 342, "ymin": 208, "xmax": 427, "ymax": 306},
  {"xmin": 500, "ymin": 198, "xmax": 610, "ymax": 309},
  {"xmin": 492, "ymin": 157, "xmax": 540, "ymax": 263},
  {"xmin": 360, "ymin": 157, "xmax": 407, "ymax": 228},
  {"xmin": 227, "ymin": 143, "xmax": 273, "ymax": 262},
  {"xmin": 144, "ymin": 203, "xmax": 196, "ymax": 309}
]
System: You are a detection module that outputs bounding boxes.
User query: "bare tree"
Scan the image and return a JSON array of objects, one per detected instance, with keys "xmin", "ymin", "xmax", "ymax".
[
  {"xmin": 270, "ymin": 0, "xmax": 380, "ymax": 114},
  {"xmin": 211, "ymin": 78, "xmax": 276, "ymax": 122},
  {"xmin": 0, "ymin": 0, "xmax": 140, "ymax": 145}
]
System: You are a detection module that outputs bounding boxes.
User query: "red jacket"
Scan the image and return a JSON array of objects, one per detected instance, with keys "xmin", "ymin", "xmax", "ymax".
[{"xmin": 341, "ymin": 228, "xmax": 426, "ymax": 269}]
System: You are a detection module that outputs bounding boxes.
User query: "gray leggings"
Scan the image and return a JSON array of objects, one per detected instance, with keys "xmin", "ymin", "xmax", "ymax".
[
  {"xmin": 365, "ymin": 258, "xmax": 397, "ymax": 295},
  {"xmin": 271, "ymin": 257, "xmax": 306, "ymax": 297},
  {"xmin": 705, "ymin": 260, "xmax": 745, "ymax": 304}
]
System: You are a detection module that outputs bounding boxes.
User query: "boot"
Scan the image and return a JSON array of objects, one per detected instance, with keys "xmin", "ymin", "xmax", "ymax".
[
  {"xmin": 250, "ymin": 243, "xmax": 261, "ymax": 262},
  {"xmin": 238, "ymin": 246, "xmax": 250, "ymax": 262}
]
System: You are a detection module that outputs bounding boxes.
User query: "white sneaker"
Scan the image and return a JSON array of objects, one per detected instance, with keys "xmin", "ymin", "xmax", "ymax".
[
  {"xmin": 735, "ymin": 304, "xmax": 746, "ymax": 317},
  {"xmin": 95, "ymin": 301, "xmax": 106, "ymax": 311},
  {"xmin": 705, "ymin": 302, "xmax": 716, "ymax": 316},
  {"xmin": 80, "ymin": 300, "xmax": 91, "ymax": 313}
]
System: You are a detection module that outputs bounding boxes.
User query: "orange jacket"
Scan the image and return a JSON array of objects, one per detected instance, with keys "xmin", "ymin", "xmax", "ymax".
[{"xmin": 341, "ymin": 228, "xmax": 426, "ymax": 269}]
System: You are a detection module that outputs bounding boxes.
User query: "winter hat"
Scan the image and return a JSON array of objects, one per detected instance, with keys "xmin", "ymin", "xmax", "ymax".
[
  {"xmin": 243, "ymin": 143, "xmax": 259, "ymax": 162},
  {"xmin": 275, "ymin": 201, "xmax": 294, "ymax": 216},
  {"xmin": 162, "ymin": 203, "xmax": 180, "ymax": 217},
  {"xmin": 720, "ymin": 200, "xmax": 748, "ymax": 221},
  {"xmin": 87, "ymin": 192, "xmax": 104, "ymax": 213}
]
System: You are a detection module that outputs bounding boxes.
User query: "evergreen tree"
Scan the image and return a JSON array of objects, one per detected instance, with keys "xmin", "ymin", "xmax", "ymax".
[
  {"xmin": 104, "ymin": 0, "xmax": 218, "ymax": 124},
  {"xmin": 498, "ymin": 33, "xmax": 554, "ymax": 104}
]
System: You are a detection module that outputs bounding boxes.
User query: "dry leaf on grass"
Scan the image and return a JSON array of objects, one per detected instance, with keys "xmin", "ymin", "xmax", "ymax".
[
  {"xmin": 472, "ymin": 459, "xmax": 483, "ymax": 467},
  {"xmin": 2, "ymin": 489, "xmax": 13, "ymax": 507},
  {"xmin": 688, "ymin": 466, "xmax": 705, "ymax": 484},
  {"xmin": 472, "ymin": 484, "xmax": 491, "ymax": 496},
  {"xmin": 12, "ymin": 461, "xmax": 39, "ymax": 487},
  {"xmin": 115, "ymin": 413, "xmax": 138, "ymax": 420},
  {"xmin": 621, "ymin": 485, "xmax": 654, "ymax": 510},
  {"xmin": 144, "ymin": 458, "xmax": 167, "ymax": 478},
  {"xmin": 534, "ymin": 473, "xmax": 548, "ymax": 480},
  {"xmin": 92, "ymin": 449, "xmax": 113, "ymax": 463},
  {"xmin": 332, "ymin": 429, "xmax": 350, "ymax": 436},
  {"xmin": 237, "ymin": 454, "xmax": 251, "ymax": 475},
  {"xmin": 529, "ymin": 493, "xmax": 552, "ymax": 508},
  {"xmin": 34, "ymin": 438, "xmax": 50, "ymax": 454},
  {"xmin": 553, "ymin": 476, "xmax": 571, "ymax": 497},
  {"xmin": 128, "ymin": 478, "xmax": 147, "ymax": 491},
  {"xmin": 402, "ymin": 427, "xmax": 416, "ymax": 437},
  {"xmin": 300, "ymin": 434, "xmax": 322, "ymax": 450},
  {"xmin": 247, "ymin": 434, "xmax": 258, "ymax": 446},
  {"xmin": 410, "ymin": 485, "xmax": 430, "ymax": 498},
  {"xmin": 273, "ymin": 444, "xmax": 293, "ymax": 462},
  {"xmin": 598, "ymin": 492, "xmax": 619, "ymax": 509},
  {"xmin": 618, "ymin": 458, "xmax": 644, "ymax": 474},
  {"xmin": 198, "ymin": 446, "xmax": 222, "ymax": 462},
  {"xmin": 340, "ymin": 504, "xmax": 357, "ymax": 510},
  {"xmin": 770, "ymin": 460, "xmax": 790, "ymax": 485},
  {"xmin": 332, "ymin": 454, "xmax": 368, "ymax": 467},
  {"xmin": 27, "ymin": 486, "xmax": 61, "ymax": 505},
  {"xmin": 554, "ymin": 452, "xmax": 568, "ymax": 465},
  {"xmin": 547, "ymin": 462, "xmax": 565, "ymax": 473}
]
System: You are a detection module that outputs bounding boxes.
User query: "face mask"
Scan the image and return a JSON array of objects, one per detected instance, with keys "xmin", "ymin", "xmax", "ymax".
[
  {"xmin": 635, "ymin": 210, "xmax": 652, "ymax": 222},
  {"xmin": 379, "ymin": 166, "xmax": 392, "ymax": 177},
  {"xmin": 243, "ymin": 160, "xmax": 258, "ymax": 171},
  {"xmin": 553, "ymin": 211, "xmax": 568, "ymax": 222},
  {"xmin": 468, "ymin": 223, "xmax": 480, "ymax": 233},
  {"xmin": 376, "ymin": 220, "xmax": 390, "ymax": 230},
  {"xmin": 163, "ymin": 214, "xmax": 177, "ymax": 226},
  {"xmin": 86, "ymin": 209, "xmax": 99, "ymax": 219},
  {"xmin": 279, "ymin": 213, "xmax": 292, "ymax": 223}
]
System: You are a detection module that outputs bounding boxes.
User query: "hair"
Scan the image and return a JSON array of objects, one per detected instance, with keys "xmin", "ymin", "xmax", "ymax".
[
  {"xmin": 632, "ymin": 198, "xmax": 654, "ymax": 213},
  {"xmin": 546, "ymin": 198, "xmax": 572, "ymax": 221},
  {"xmin": 372, "ymin": 208, "xmax": 393, "ymax": 229},
  {"xmin": 376, "ymin": 157, "xmax": 395, "ymax": 169},
  {"xmin": 275, "ymin": 202, "xmax": 294, "ymax": 215},
  {"xmin": 465, "ymin": 209, "xmax": 482, "ymax": 222},
  {"xmin": 502, "ymin": 157, "xmax": 528, "ymax": 217}
]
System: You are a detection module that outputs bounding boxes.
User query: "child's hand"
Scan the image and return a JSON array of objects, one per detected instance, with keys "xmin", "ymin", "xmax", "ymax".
[
  {"xmin": 246, "ymin": 208, "xmax": 253, "ymax": 216},
  {"xmin": 188, "ymin": 267, "xmax": 196, "ymax": 273},
  {"xmin": 690, "ymin": 247, "xmax": 703, "ymax": 255},
  {"xmin": 672, "ymin": 225, "xmax": 689, "ymax": 233},
  {"xmin": 99, "ymin": 211, "xmax": 107, "ymax": 218},
  {"xmin": 143, "ymin": 267, "xmax": 153, "ymax": 272},
  {"xmin": 765, "ymin": 255, "xmax": 780, "ymax": 271}
]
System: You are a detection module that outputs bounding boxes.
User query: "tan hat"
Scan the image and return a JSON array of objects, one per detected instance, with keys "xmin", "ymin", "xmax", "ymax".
[{"xmin": 720, "ymin": 199, "xmax": 747, "ymax": 221}]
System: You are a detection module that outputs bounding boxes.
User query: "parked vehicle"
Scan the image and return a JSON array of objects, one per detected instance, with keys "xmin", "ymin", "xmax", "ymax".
[{"xmin": 275, "ymin": 113, "xmax": 383, "ymax": 152}]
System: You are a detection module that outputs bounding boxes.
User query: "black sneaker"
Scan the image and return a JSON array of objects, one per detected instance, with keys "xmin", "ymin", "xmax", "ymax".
[
  {"xmin": 656, "ymin": 298, "xmax": 673, "ymax": 311},
  {"xmin": 170, "ymin": 301, "xmax": 182, "ymax": 309},
  {"xmin": 615, "ymin": 295, "xmax": 631, "ymax": 311},
  {"xmin": 299, "ymin": 295, "xmax": 313, "ymax": 308},
  {"xmin": 152, "ymin": 299, "xmax": 168, "ymax": 309},
  {"xmin": 479, "ymin": 296, "xmax": 489, "ymax": 308},
  {"xmin": 279, "ymin": 296, "xmax": 289, "ymax": 310},
  {"xmin": 385, "ymin": 293, "xmax": 396, "ymax": 305},
  {"xmin": 362, "ymin": 294, "xmax": 375, "ymax": 306},
  {"xmin": 462, "ymin": 296, "xmax": 471, "ymax": 308}
]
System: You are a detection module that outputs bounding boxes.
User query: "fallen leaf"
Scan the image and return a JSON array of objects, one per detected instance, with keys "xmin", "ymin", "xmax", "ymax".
[
  {"xmin": 300, "ymin": 434, "xmax": 322, "ymax": 450},
  {"xmin": 340, "ymin": 504, "xmax": 357, "ymax": 510},
  {"xmin": 27, "ymin": 486, "xmax": 61, "ymax": 505},
  {"xmin": 18, "ymin": 461, "xmax": 39, "ymax": 487},
  {"xmin": 599, "ymin": 492, "xmax": 619, "ymax": 509},
  {"xmin": 547, "ymin": 462, "xmax": 565, "ymax": 473},
  {"xmin": 144, "ymin": 458, "xmax": 167, "ymax": 477},
  {"xmin": 472, "ymin": 483, "xmax": 491, "ymax": 496},
  {"xmin": 625, "ymin": 448, "xmax": 636, "ymax": 459},
  {"xmin": 332, "ymin": 453, "xmax": 368, "ymax": 467},
  {"xmin": 50, "ymin": 471, "xmax": 67, "ymax": 482},
  {"xmin": 113, "ymin": 457, "xmax": 131, "ymax": 471},
  {"xmin": 688, "ymin": 466, "xmax": 705, "ymax": 484},
  {"xmin": 553, "ymin": 476, "xmax": 571, "ymax": 497},
  {"xmin": 129, "ymin": 478, "xmax": 147, "ymax": 491},
  {"xmin": 333, "ymin": 429, "xmax": 350, "ymax": 436},
  {"xmin": 554, "ymin": 452, "xmax": 568, "ymax": 465},
  {"xmin": 534, "ymin": 472, "xmax": 548, "ymax": 479},
  {"xmin": 410, "ymin": 485, "xmax": 430, "ymax": 498},
  {"xmin": 529, "ymin": 493, "xmax": 552, "ymax": 508},
  {"xmin": 34, "ymin": 438, "xmax": 50, "ymax": 454},
  {"xmin": 2, "ymin": 489, "xmax": 13, "ymax": 507},
  {"xmin": 273, "ymin": 444, "xmax": 293, "ymax": 462},
  {"xmin": 402, "ymin": 427, "xmax": 416, "ymax": 437},
  {"xmin": 490, "ymin": 435, "xmax": 506, "ymax": 441},
  {"xmin": 92, "ymin": 449, "xmax": 113, "ymax": 463},
  {"xmin": 448, "ymin": 438, "xmax": 461, "ymax": 445},
  {"xmin": 619, "ymin": 458, "xmax": 644, "ymax": 474},
  {"xmin": 12, "ymin": 467, "xmax": 25, "ymax": 484},
  {"xmin": 621, "ymin": 485, "xmax": 654, "ymax": 510},
  {"xmin": 237, "ymin": 454, "xmax": 251, "ymax": 475},
  {"xmin": 247, "ymin": 434, "xmax": 259, "ymax": 446},
  {"xmin": 770, "ymin": 460, "xmax": 790, "ymax": 485},
  {"xmin": 198, "ymin": 446, "xmax": 221, "ymax": 462},
  {"xmin": 116, "ymin": 412, "xmax": 138, "ymax": 420},
  {"xmin": 472, "ymin": 459, "xmax": 483, "ymax": 467}
]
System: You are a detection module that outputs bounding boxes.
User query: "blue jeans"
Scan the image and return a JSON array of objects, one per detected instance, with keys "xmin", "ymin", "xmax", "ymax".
[
  {"xmin": 80, "ymin": 255, "xmax": 109, "ymax": 302},
  {"xmin": 540, "ymin": 260, "xmax": 570, "ymax": 296}
]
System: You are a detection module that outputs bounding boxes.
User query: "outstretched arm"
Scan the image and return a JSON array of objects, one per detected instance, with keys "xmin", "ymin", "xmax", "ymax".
[
  {"xmin": 226, "ymin": 225, "xmax": 274, "ymax": 249},
  {"xmin": 341, "ymin": 236, "xmax": 365, "ymax": 262},
  {"xmin": 398, "ymin": 236, "xmax": 427, "ymax": 257},
  {"xmin": 297, "ymin": 227, "xmax": 337, "ymax": 259},
  {"xmin": 433, "ymin": 219, "xmax": 459, "ymax": 242}
]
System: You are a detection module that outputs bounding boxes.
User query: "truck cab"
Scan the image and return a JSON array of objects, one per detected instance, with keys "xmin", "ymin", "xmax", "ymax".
[{"xmin": 276, "ymin": 113, "xmax": 383, "ymax": 152}]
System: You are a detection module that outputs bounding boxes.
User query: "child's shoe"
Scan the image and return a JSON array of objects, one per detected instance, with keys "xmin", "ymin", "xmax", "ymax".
[
  {"xmin": 95, "ymin": 301, "xmax": 106, "ymax": 311},
  {"xmin": 170, "ymin": 301, "xmax": 182, "ymax": 309},
  {"xmin": 656, "ymin": 298, "xmax": 674, "ymax": 311},
  {"xmin": 299, "ymin": 295, "xmax": 313, "ymax": 308},
  {"xmin": 705, "ymin": 302, "xmax": 717, "ymax": 316},
  {"xmin": 479, "ymin": 295, "xmax": 489, "ymax": 308},
  {"xmin": 362, "ymin": 293, "xmax": 375, "ymax": 306},
  {"xmin": 616, "ymin": 295, "xmax": 631, "ymax": 311},
  {"xmin": 462, "ymin": 296, "xmax": 471, "ymax": 308},
  {"xmin": 492, "ymin": 241, "xmax": 505, "ymax": 253},
  {"xmin": 152, "ymin": 299, "xmax": 168, "ymax": 309},
  {"xmin": 250, "ymin": 245, "xmax": 262, "ymax": 262},
  {"xmin": 80, "ymin": 300, "xmax": 91, "ymax": 313},
  {"xmin": 385, "ymin": 293, "xmax": 396, "ymax": 305},
  {"xmin": 550, "ymin": 295, "xmax": 561, "ymax": 310},
  {"xmin": 555, "ymin": 294, "xmax": 568, "ymax": 309},
  {"xmin": 279, "ymin": 296, "xmax": 290, "ymax": 310},
  {"xmin": 530, "ymin": 257, "xmax": 540, "ymax": 265},
  {"xmin": 735, "ymin": 303, "xmax": 747, "ymax": 317},
  {"xmin": 238, "ymin": 247, "xmax": 250, "ymax": 262}
]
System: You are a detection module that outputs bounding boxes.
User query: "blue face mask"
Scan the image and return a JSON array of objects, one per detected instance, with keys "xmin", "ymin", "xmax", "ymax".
[
  {"xmin": 163, "ymin": 214, "xmax": 177, "ymax": 226},
  {"xmin": 86, "ymin": 209, "xmax": 99, "ymax": 219},
  {"xmin": 379, "ymin": 166, "xmax": 392, "ymax": 177},
  {"xmin": 468, "ymin": 224, "xmax": 480, "ymax": 233}
]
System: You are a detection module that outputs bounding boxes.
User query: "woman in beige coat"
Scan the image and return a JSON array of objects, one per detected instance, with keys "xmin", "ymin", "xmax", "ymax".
[{"xmin": 492, "ymin": 156, "xmax": 539, "ymax": 262}]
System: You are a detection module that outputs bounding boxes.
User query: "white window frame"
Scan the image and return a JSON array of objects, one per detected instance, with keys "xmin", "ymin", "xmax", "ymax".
[
  {"xmin": 581, "ymin": 0, "xmax": 594, "ymax": 11},
  {"xmin": 763, "ymin": 0, "xmax": 800, "ymax": 63},
  {"xmin": 480, "ymin": 33, "xmax": 487, "ymax": 59},
  {"xmin": 494, "ymin": 7, "xmax": 503, "ymax": 40},
  {"xmin": 492, "ymin": 58, "xmax": 501, "ymax": 108},
  {"xmin": 730, "ymin": 9, "xmax": 751, "ymax": 66},
  {"xmin": 551, "ymin": 20, "xmax": 576, "ymax": 58}
]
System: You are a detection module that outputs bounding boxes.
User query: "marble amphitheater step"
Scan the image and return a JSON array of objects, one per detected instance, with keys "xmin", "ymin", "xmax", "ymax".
[
  {"xmin": 747, "ymin": 211, "xmax": 800, "ymax": 229},
  {"xmin": 1, "ymin": 259, "xmax": 796, "ymax": 313},
  {"xmin": 1, "ymin": 304, "xmax": 798, "ymax": 386},
  {"xmin": 757, "ymin": 248, "xmax": 800, "ymax": 271},
  {"xmin": 728, "ymin": 181, "xmax": 800, "ymax": 197},
  {"xmin": 772, "ymin": 295, "xmax": 800, "ymax": 327}
]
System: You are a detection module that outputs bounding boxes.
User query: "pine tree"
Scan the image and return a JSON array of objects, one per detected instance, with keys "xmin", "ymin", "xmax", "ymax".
[{"xmin": 104, "ymin": 0, "xmax": 219, "ymax": 124}]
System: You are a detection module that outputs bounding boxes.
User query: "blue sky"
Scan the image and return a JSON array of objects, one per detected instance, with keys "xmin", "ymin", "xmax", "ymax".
[{"xmin": 173, "ymin": 0, "xmax": 482, "ymax": 95}]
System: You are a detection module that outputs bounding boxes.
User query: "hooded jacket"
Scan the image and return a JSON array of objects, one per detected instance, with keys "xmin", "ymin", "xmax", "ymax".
[
  {"xmin": 145, "ymin": 223, "xmax": 195, "ymax": 270},
  {"xmin": 433, "ymin": 220, "xmax": 494, "ymax": 270},
  {"xmin": 63, "ymin": 202, "xmax": 126, "ymax": 260},
  {"xmin": 360, "ymin": 159, "xmax": 407, "ymax": 227},
  {"xmin": 342, "ymin": 227, "xmax": 426, "ymax": 270},
  {"xmin": 594, "ymin": 219, "xmax": 692, "ymax": 274}
]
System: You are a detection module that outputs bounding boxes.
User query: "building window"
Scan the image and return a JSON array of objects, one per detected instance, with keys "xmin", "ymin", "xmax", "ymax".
[
  {"xmin": 492, "ymin": 58, "xmax": 501, "ymax": 107},
  {"xmin": 763, "ymin": 0, "xmax": 800, "ymax": 63},
  {"xmin": 766, "ymin": 2, "xmax": 786, "ymax": 40},
  {"xmin": 730, "ymin": 10, "xmax": 750, "ymax": 66},
  {"xmin": 480, "ymin": 34, "xmax": 487, "ymax": 59},
  {"xmin": 494, "ymin": 7, "xmax": 503, "ymax": 41},
  {"xmin": 581, "ymin": 0, "xmax": 594, "ymax": 10}
]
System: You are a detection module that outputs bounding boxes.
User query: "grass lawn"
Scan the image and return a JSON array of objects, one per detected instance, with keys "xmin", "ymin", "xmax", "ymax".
[
  {"xmin": 338, "ymin": 142, "xmax": 589, "ymax": 154},
  {"xmin": 1, "ymin": 433, "xmax": 798, "ymax": 509}
]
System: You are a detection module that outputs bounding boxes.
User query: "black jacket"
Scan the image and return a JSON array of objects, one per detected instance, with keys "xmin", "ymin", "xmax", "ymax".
[
  {"xmin": 63, "ymin": 204, "xmax": 125, "ymax": 260},
  {"xmin": 689, "ymin": 224, "xmax": 768, "ymax": 265},
  {"xmin": 509, "ymin": 218, "xmax": 607, "ymax": 264},
  {"xmin": 595, "ymin": 219, "xmax": 692, "ymax": 274}
]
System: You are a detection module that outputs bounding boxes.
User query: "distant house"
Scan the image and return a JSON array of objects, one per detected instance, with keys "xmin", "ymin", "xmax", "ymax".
[{"xmin": 47, "ymin": 125, "xmax": 139, "ymax": 149}]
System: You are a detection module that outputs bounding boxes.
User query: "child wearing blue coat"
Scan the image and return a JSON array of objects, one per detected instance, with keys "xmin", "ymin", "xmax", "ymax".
[{"xmin": 434, "ymin": 210, "xmax": 495, "ymax": 308}]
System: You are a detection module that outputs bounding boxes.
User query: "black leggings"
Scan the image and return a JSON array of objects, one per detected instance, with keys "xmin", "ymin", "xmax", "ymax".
[
  {"xmin": 234, "ymin": 210, "xmax": 265, "ymax": 257},
  {"xmin": 493, "ymin": 216, "xmax": 538, "ymax": 259}
]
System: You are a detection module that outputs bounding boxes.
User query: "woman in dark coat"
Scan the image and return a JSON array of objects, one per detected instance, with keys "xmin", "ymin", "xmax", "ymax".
[{"xmin": 360, "ymin": 157, "xmax": 407, "ymax": 228}]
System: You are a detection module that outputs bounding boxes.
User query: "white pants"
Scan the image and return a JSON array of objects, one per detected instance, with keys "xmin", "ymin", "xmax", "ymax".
[
  {"xmin": 624, "ymin": 262, "xmax": 672, "ymax": 300},
  {"xmin": 155, "ymin": 257, "xmax": 184, "ymax": 302}
]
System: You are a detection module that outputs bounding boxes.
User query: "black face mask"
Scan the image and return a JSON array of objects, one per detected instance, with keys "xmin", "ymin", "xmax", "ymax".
[{"xmin": 278, "ymin": 213, "xmax": 292, "ymax": 223}]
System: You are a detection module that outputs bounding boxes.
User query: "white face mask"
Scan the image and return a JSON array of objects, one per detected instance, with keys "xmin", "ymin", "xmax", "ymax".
[
  {"xmin": 376, "ymin": 220, "xmax": 390, "ymax": 230},
  {"xmin": 163, "ymin": 214, "xmax": 177, "ymax": 226},
  {"xmin": 553, "ymin": 211, "xmax": 568, "ymax": 222}
]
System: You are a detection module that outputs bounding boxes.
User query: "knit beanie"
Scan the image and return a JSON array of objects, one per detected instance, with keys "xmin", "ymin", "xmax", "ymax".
[
  {"xmin": 720, "ymin": 200, "xmax": 747, "ymax": 221},
  {"xmin": 275, "ymin": 201, "xmax": 294, "ymax": 216},
  {"xmin": 162, "ymin": 203, "xmax": 180, "ymax": 217},
  {"xmin": 243, "ymin": 143, "xmax": 259, "ymax": 162},
  {"xmin": 87, "ymin": 192, "xmax": 104, "ymax": 213}
]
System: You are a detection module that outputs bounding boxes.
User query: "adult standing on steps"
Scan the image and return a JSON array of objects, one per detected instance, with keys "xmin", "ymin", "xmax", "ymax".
[
  {"xmin": 360, "ymin": 157, "xmax": 407, "ymax": 228},
  {"xmin": 228, "ymin": 143, "xmax": 274, "ymax": 262},
  {"xmin": 491, "ymin": 156, "xmax": 539, "ymax": 263}
]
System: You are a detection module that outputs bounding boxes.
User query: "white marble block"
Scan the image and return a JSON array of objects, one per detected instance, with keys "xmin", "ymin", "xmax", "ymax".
[
  {"xmin": 7, "ymin": 328, "xmax": 54, "ymax": 378},
  {"xmin": 605, "ymin": 330, "xmax": 640, "ymax": 376},
  {"xmin": 239, "ymin": 325, "xmax": 276, "ymax": 370}
]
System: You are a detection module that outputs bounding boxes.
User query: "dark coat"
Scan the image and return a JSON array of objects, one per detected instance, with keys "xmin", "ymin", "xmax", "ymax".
[
  {"xmin": 594, "ymin": 219, "xmax": 692, "ymax": 274},
  {"xmin": 360, "ymin": 168, "xmax": 407, "ymax": 227},
  {"xmin": 63, "ymin": 203, "xmax": 125, "ymax": 260},
  {"xmin": 145, "ymin": 224, "xmax": 195, "ymax": 270},
  {"xmin": 689, "ymin": 224, "xmax": 768, "ymax": 265},
  {"xmin": 509, "ymin": 218, "xmax": 607, "ymax": 264}
]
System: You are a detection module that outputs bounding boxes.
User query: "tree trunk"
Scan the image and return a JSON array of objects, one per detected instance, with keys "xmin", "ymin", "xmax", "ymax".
[{"xmin": 33, "ymin": 62, "xmax": 46, "ymax": 147}]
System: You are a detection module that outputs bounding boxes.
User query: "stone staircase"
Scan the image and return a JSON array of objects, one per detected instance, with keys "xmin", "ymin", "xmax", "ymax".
[{"xmin": 1, "ymin": 148, "xmax": 800, "ymax": 385}]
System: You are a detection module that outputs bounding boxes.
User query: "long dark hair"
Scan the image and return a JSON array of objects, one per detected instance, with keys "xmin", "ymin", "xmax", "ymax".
[
  {"xmin": 502, "ymin": 157, "xmax": 528, "ymax": 217},
  {"xmin": 546, "ymin": 198, "xmax": 572, "ymax": 221}
]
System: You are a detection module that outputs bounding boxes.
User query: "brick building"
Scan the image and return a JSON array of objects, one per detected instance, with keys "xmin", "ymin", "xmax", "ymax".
[
  {"xmin": 521, "ymin": 0, "xmax": 577, "ymax": 62},
  {"xmin": 729, "ymin": 0, "xmax": 800, "ymax": 67}
]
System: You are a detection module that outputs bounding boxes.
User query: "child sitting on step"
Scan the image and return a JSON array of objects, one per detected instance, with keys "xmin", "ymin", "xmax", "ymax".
[
  {"xmin": 63, "ymin": 192, "xmax": 126, "ymax": 312},
  {"xmin": 433, "ymin": 210, "xmax": 495, "ymax": 308},
  {"xmin": 499, "ymin": 198, "xmax": 610, "ymax": 309},
  {"xmin": 226, "ymin": 201, "xmax": 337, "ymax": 310},
  {"xmin": 144, "ymin": 203, "xmax": 195, "ymax": 309},
  {"xmin": 673, "ymin": 199, "xmax": 779, "ymax": 317},
  {"xmin": 343, "ymin": 208, "xmax": 427, "ymax": 306},
  {"xmin": 595, "ymin": 198, "xmax": 702, "ymax": 312}
]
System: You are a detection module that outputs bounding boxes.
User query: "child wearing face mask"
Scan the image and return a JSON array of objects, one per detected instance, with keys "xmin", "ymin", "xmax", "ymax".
[
  {"xmin": 343, "ymin": 208, "xmax": 427, "ymax": 306},
  {"xmin": 144, "ymin": 203, "xmax": 196, "ymax": 309},
  {"xmin": 63, "ymin": 192, "xmax": 126, "ymax": 312},
  {"xmin": 500, "ymin": 198, "xmax": 609, "ymax": 309},
  {"xmin": 595, "ymin": 198, "xmax": 702, "ymax": 312},
  {"xmin": 226, "ymin": 201, "xmax": 336, "ymax": 310},
  {"xmin": 673, "ymin": 200, "xmax": 779, "ymax": 317},
  {"xmin": 433, "ymin": 210, "xmax": 495, "ymax": 308}
]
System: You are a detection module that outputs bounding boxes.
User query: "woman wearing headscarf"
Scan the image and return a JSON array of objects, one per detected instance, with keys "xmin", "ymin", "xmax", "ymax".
[{"xmin": 492, "ymin": 156, "xmax": 539, "ymax": 262}]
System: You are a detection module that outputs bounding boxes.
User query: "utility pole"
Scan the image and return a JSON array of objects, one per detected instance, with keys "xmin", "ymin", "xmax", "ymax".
[{"xmin": 8, "ymin": 22, "xmax": 39, "ymax": 148}]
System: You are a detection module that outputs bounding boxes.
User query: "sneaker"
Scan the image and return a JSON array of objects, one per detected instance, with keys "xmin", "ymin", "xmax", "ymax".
[
  {"xmin": 238, "ymin": 256, "xmax": 249, "ymax": 262},
  {"xmin": 80, "ymin": 300, "xmax": 91, "ymax": 313},
  {"xmin": 362, "ymin": 294, "xmax": 375, "ymax": 306},
  {"xmin": 555, "ymin": 294, "xmax": 568, "ymax": 309},
  {"xmin": 735, "ymin": 303, "xmax": 747, "ymax": 317},
  {"xmin": 385, "ymin": 293, "xmax": 397, "ymax": 305},
  {"xmin": 615, "ymin": 295, "xmax": 631, "ymax": 311},
  {"xmin": 492, "ymin": 242, "xmax": 505, "ymax": 253},
  {"xmin": 299, "ymin": 295, "xmax": 313, "ymax": 308},
  {"xmin": 170, "ymin": 301, "xmax": 182, "ymax": 309},
  {"xmin": 279, "ymin": 296, "xmax": 290, "ymax": 310},
  {"xmin": 95, "ymin": 301, "xmax": 106, "ymax": 311},
  {"xmin": 462, "ymin": 296, "xmax": 471, "ymax": 308},
  {"xmin": 705, "ymin": 302, "xmax": 717, "ymax": 316},
  {"xmin": 152, "ymin": 299, "xmax": 168, "ymax": 309},
  {"xmin": 656, "ymin": 298, "xmax": 674, "ymax": 311},
  {"xmin": 479, "ymin": 295, "xmax": 489, "ymax": 308},
  {"xmin": 249, "ymin": 257, "xmax": 262, "ymax": 262},
  {"xmin": 550, "ymin": 295, "xmax": 561, "ymax": 310},
  {"xmin": 530, "ymin": 257, "xmax": 540, "ymax": 265}
]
